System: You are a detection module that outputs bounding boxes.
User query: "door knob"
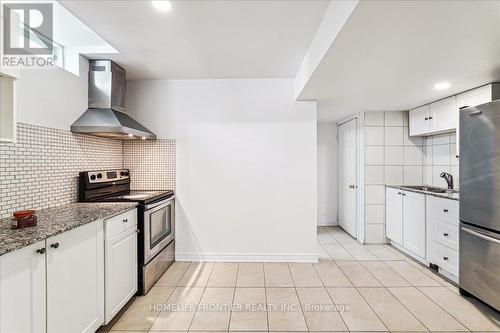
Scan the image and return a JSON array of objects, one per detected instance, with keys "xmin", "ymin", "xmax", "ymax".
[
  {"xmin": 36, "ymin": 248, "xmax": 46, "ymax": 255},
  {"xmin": 50, "ymin": 242, "xmax": 60, "ymax": 249},
  {"xmin": 348, "ymin": 185, "xmax": 355, "ymax": 189}
]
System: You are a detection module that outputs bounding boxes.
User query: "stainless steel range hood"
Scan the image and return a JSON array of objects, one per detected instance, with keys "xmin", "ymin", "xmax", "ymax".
[{"xmin": 71, "ymin": 60, "xmax": 156, "ymax": 140}]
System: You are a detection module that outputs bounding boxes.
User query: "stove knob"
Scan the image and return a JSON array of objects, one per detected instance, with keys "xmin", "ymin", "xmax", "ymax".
[
  {"xmin": 124, "ymin": 171, "xmax": 129, "ymax": 176},
  {"xmin": 97, "ymin": 173, "xmax": 103, "ymax": 179},
  {"xmin": 120, "ymin": 171, "xmax": 125, "ymax": 176},
  {"xmin": 90, "ymin": 175, "xmax": 96, "ymax": 181}
]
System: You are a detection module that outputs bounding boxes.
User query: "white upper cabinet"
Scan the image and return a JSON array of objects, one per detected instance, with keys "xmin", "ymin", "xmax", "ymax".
[
  {"xmin": 457, "ymin": 84, "xmax": 493, "ymax": 109},
  {"xmin": 409, "ymin": 105, "xmax": 430, "ymax": 136},
  {"xmin": 0, "ymin": 74, "xmax": 17, "ymax": 143},
  {"xmin": 430, "ymin": 96, "xmax": 457, "ymax": 133},
  {"xmin": 409, "ymin": 97, "xmax": 457, "ymax": 136},
  {"xmin": 409, "ymin": 83, "xmax": 499, "ymax": 139}
]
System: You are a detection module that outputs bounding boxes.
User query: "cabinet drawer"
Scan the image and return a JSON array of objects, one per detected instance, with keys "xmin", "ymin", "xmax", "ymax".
[
  {"xmin": 105, "ymin": 209, "xmax": 137, "ymax": 240},
  {"xmin": 433, "ymin": 221, "xmax": 458, "ymax": 251},
  {"xmin": 434, "ymin": 242, "xmax": 458, "ymax": 276},
  {"xmin": 433, "ymin": 198, "xmax": 458, "ymax": 225}
]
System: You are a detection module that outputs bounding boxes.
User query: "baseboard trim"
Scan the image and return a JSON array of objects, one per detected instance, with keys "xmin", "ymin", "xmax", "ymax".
[
  {"xmin": 317, "ymin": 219, "xmax": 337, "ymax": 227},
  {"xmin": 175, "ymin": 253, "xmax": 318, "ymax": 263}
]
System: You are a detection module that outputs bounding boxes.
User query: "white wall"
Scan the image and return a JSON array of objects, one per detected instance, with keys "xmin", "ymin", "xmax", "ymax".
[
  {"xmin": 127, "ymin": 79, "xmax": 318, "ymax": 261},
  {"xmin": 16, "ymin": 56, "xmax": 89, "ymax": 130},
  {"xmin": 317, "ymin": 122, "xmax": 337, "ymax": 226}
]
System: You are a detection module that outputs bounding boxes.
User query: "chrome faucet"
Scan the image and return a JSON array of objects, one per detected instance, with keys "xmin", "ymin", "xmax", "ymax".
[{"xmin": 440, "ymin": 172, "xmax": 454, "ymax": 190}]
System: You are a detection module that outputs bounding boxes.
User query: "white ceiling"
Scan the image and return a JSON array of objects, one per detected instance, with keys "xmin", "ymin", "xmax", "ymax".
[
  {"xmin": 60, "ymin": 0, "xmax": 329, "ymax": 80},
  {"xmin": 298, "ymin": 1, "xmax": 500, "ymax": 122}
]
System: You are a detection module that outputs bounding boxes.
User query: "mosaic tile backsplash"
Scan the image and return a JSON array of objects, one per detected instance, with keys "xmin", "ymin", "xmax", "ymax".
[
  {"xmin": 0, "ymin": 123, "xmax": 176, "ymax": 219},
  {"xmin": 123, "ymin": 139, "xmax": 176, "ymax": 191}
]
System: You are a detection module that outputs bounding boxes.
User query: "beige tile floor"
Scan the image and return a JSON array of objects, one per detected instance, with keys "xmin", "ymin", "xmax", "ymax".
[{"xmin": 109, "ymin": 226, "xmax": 500, "ymax": 332}]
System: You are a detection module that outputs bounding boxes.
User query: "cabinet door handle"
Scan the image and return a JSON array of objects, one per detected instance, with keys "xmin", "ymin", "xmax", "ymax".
[
  {"xmin": 428, "ymin": 116, "xmax": 433, "ymax": 120},
  {"xmin": 402, "ymin": 193, "xmax": 406, "ymax": 196},
  {"xmin": 443, "ymin": 256, "xmax": 449, "ymax": 261},
  {"xmin": 443, "ymin": 209, "xmax": 448, "ymax": 213},
  {"xmin": 36, "ymin": 248, "xmax": 46, "ymax": 255},
  {"xmin": 425, "ymin": 117, "xmax": 429, "ymax": 120},
  {"xmin": 443, "ymin": 233, "xmax": 449, "ymax": 237},
  {"xmin": 397, "ymin": 192, "xmax": 402, "ymax": 195},
  {"xmin": 123, "ymin": 218, "xmax": 128, "ymax": 223},
  {"xmin": 50, "ymin": 242, "xmax": 60, "ymax": 249}
]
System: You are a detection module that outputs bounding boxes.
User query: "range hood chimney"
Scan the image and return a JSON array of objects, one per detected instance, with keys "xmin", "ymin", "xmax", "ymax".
[{"xmin": 71, "ymin": 60, "xmax": 156, "ymax": 140}]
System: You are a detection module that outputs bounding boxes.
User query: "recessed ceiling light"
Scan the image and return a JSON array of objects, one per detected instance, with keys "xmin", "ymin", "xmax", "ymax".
[
  {"xmin": 142, "ymin": 137, "xmax": 146, "ymax": 140},
  {"xmin": 152, "ymin": 1, "xmax": 172, "ymax": 12},
  {"xmin": 434, "ymin": 82, "xmax": 451, "ymax": 90}
]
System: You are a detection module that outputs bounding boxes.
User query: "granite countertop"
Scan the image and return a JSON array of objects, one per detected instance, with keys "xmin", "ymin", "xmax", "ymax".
[
  {"xmin": 0, "ymin": 202, "xmax": 138, "ymax": 256},
  {"xmin": 386, "ymin": 185, "xmax": 459, "ymax": 201}
]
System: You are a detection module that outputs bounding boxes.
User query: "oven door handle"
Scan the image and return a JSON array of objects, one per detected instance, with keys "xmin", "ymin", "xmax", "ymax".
[
  {"xmin": 144, "ymin": 196, "xmax": 175, "ymax": 210},
  {"xmin": 461, "ymin": 226, "xmax": 500, "ymax": 245}
]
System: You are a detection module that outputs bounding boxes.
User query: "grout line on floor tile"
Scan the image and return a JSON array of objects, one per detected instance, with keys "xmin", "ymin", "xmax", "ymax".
[
  {"xmin": 176, "ymin": 261, "xmax": 193, "ymax": 287},
  {"xmin": 287, "ymin": 262, "xmax": 311, "ymax": 333},
  {"xmin": 139, "ymin": 262, "xmax": 196, "ymax": 332},
  {"xmin": 186, "ymin": 262, "xmax": 216, "ymax": 332},
  {"xmin": 311, "ymin": 260, "xmax": 350, "ymax": 332},
  {"xmin": 324, "ymin": 227, "xmax": 425, "ymax": 333},
  {"xmin": 263, "ymin": 263, "xmax": 270, "ymax": 333},
  {"xmin": 227, "ymin": 263, "xmax": 239, "ymax": 331},
  {"xmin": 415, "ymin": 286, "xmax": 474, "ymax": 332}
]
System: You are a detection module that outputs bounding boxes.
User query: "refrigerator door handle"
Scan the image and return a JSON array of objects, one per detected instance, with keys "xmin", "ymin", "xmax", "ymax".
[
  {"xmin": 468, "ymin": 110, "xmax": 482, "ymax": 116},
  {"xmin": 461, "ymin": 227, "xmax": 500, "ymax": 245}
]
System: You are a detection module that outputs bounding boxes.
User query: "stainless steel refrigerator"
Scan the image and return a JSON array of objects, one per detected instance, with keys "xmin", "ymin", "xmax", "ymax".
[{"xmin": 460, "ymin": 99, "xmax": 500, "ymax": 310}]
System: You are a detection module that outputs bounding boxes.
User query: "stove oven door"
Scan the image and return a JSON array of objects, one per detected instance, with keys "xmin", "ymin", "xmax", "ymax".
[{"xmin": 143, "ymin": 196, "xmax": 175, "ymax": 263}]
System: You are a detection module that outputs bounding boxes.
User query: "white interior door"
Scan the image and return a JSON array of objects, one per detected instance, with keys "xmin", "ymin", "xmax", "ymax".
[{"xmin": 338, "ymin": 119, "xmax": 357, "ymax": 237}]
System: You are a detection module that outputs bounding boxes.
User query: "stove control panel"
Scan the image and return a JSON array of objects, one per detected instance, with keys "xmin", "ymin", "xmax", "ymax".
[{"xmin": 87, "ymin": 169, "xmax": 129, "ymax": 183}]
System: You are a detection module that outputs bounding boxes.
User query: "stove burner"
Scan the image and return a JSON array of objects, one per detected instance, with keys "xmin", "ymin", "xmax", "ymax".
[
  {"xmin": 79, "ymin": 169, "xmax": 174, "ymax": 204},
  {"xmin": 121, "ymin": 194, "xmax": 150, "ymax": 199}
]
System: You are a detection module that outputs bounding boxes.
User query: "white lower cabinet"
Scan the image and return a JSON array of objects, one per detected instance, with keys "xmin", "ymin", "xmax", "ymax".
[
  {"xmin": 385, "ymin": 188, "xmax": 426, "ymax": 262},
  {"xmin": 427, "ymin": 196, "xmax": 459, "ymax": 281},
  {"xmin": 105, "ymin": 225, "xmax": 138, "ymax": 323},
  {"xmin": 386, "ymin": 189, "xmax": 459, "ymax": 282},
  {"xmin": 47, "ymin": 219, "xmax": 104, "ymax": 333},
  {"xmin": 0, "ymin": 209, "xmax": 138, "ymax": 333},
  {"xmin": 402, "ymin": 191, "xmax": 426, "ymax": 259},
  {"xmin": 0, "ymin": 241, "xmax": 46, "ymax": 333},
  {"xmin": 385, "ymin": 187, "xmax": 403, "ymax": 245}
]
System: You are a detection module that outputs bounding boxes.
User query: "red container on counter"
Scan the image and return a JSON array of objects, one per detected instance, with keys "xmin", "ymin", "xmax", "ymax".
[{"xmin": 12, "ymin": 210, "xmax": 37, "ymax": 229}]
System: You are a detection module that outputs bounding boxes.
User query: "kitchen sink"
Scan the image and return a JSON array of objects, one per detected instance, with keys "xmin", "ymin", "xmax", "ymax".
[{"xmin": 402, "ymin": 185, "xmax": 458, "ymax": 194}]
